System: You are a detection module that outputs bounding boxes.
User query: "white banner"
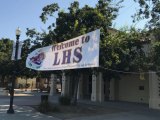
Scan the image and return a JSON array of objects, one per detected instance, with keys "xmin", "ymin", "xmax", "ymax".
[
  {"xmin": 18, "ymin": 41, "xmax": 23, "ymax": 60},
  {"xmin": 26, "ymin": 29, "xmax": 100, "ymax": 71},
  {"xmin": 11, "ymin": 42, "xmax": 16, "ymax": 60},
  {"xmin": 11, "ymin": 41, "xmax": 23, "ymax": 60}
]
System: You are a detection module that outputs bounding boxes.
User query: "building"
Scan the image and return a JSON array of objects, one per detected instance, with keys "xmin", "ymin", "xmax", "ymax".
[{"xmin": 49, "ymin": 29, "xmax": 160, "ymax": 110}]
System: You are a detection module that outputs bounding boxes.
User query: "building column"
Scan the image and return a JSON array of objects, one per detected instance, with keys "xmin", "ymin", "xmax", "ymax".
[
  {"xmin": 109, "ymin": 79, "xmax": 115, "ymax": 100},
  {"xmin": 61, "ymin": 72, "xmax": 69, "ymax": 96},
  {"xmin": 49, "ymin": 74, "xmax": 56, "ymax": 96},
  {"xmin": 98, "ymin": 72, "xmax": 104, "ymax": 102},
  {"xmin": 77, "ymin": 74, "xmax": 83, "ymax": 100},
  {"xmin": 91, "ymin": 70, "xmax": 97, "ymax": 101},
  {"xmin": 149, "ymin": 71, "xmax": 160, "ymax": 109},
  {"xmin": 91, "ymin": 71, "xmax": 104, "ymax": 102}
]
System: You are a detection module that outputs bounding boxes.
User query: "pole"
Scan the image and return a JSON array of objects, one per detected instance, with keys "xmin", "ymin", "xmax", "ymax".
[{"xmin": 7, "ymin": 34, "xmax": 19, "ymax": 114}]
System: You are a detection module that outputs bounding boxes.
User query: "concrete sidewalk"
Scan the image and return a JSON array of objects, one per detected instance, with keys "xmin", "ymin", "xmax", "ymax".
[
  {"xmin": 0, "ymin": 105, "xmax": 60, "ymax": 120},
  {"xmin": 0, "ymin": 103, "xmax": 160, "ymax": 120},
  {"xmin": 75, "ymin": 100, "xmax": 160, "ymax": 120}
]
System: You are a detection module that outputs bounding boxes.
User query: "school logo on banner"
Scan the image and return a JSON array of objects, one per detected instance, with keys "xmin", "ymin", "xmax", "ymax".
[{"xmin": 28, "ymin": 49, "xmax": 46, "ymax": 69}]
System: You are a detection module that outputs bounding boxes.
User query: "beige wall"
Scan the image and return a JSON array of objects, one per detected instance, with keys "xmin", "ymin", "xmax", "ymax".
[
  {"xmin": 116, "ymin": 74, "xmax": 149, "ymax": 104},
  {"xmin": 16, "ymin": 77, "xmax": 36, "ymax": 89},
  {"xmin": 149, "ymin": 72, "xmax": 160, "ymax": 109}
]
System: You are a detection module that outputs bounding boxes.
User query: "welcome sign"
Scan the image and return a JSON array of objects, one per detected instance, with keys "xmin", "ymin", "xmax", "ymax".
[{"xmin": 26, "ymin": 29, "xmax": 100, "ymax": 71}]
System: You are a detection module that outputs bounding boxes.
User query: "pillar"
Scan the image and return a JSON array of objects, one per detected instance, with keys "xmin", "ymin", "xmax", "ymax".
[
  {"xmin": 149, "ymin": 71, "xmax": 160, "ymax": 109},
  {"xmin": 61, "ymin": 72, "xmax": 70, "ymax": 96},
  {"xmin": 91, "ymin": 71, "xmax": 104, "ymax": 102},
  {"xmin": 77, "ymin": 74, "xmax": 83, "ymax": 100},
  {"xmin": 98, "ymin": 72, "xmax": 104, "ymax": 102},
  {"xmin": 49, "ymin": 74, "xmax": 56, "ymax": 96},
  {"xmin": 91, "ymin": 71, "xmax": 97, "ymax": 101},
  {"xmin": 109, "ymin": 79, "xmax": 115, "ymax": 100}
]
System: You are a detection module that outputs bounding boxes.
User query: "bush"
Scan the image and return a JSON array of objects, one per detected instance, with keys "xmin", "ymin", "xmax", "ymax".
[{"xmin": 59, "ymin": 96, "xmax": 71, "ymax": 105}]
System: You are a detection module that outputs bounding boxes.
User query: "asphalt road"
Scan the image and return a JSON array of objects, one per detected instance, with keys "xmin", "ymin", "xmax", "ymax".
[
  {"xmin": 0, "ymin": 91, "xmax": 59, "ymax": 106},
  {"xmin": 0, "ymin": 92, "xmax": 160, "ymax": 120}
]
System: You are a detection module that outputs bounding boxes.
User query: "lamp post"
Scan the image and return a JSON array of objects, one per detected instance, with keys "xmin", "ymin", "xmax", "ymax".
[{"xmin": 7, "ymin": 27, "xmax": 21, "ymax": 114}]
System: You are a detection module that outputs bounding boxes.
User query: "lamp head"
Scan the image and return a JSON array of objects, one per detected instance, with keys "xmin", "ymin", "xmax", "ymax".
[{"xmin": 16, "ymin": 27, "xmax": 21, "ymax": 36}]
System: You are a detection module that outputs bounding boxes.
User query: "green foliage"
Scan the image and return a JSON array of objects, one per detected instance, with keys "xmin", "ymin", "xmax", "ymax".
[
  {"xmin": 150, "ymin": 41, "xmax": 160, "ymax": 71},
  {"xmin": 39, "ymin": 0, "xmax": 122, "ymax": 42},
  {"xmin": 133, "ymin": 0, "xmax": 160, "ymax": 29},
  {"xmin": 149, "ymin": 32, "xmax": 160, "ymax": 76},
  {"xmin": 59, "ymin": 96, "xmax": 71, "ymax": 105},
  {"xmin": 24, "ymin": 0, "xmax": 150, "ymax": 80},
  {"xmin": 100, "ymin": 27, "xmax": 149, "ymax": 79},
  {"xmin": 0, "ymin": 38, "xmax": 12, "ymax": 62},
  {"xmin": 0, "ymin": 38, "xmax": 14, "ymax": 76},
  {"xmin": 40, "ymin": 3, "xmax": 59, "ymax": 23},
  {"xmin": 14, "ymin": 38, "xmax": 38, "ymax": 78},
  {"xmin": 0, "ymin": 38, "xmax": 14, "ymax": 86},
  {"xmin": 24, "ymin": 0, "xmax": 123, "ymax": 79}
]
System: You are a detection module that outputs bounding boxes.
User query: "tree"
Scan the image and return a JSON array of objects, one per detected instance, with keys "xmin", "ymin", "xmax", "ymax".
[
  {"xmin": 0, "ymin": 38, "xmax": 13, "ymax": 87},
  {"xmin": 40, "ymin": 0, "xmax": 122, "ymax": 41},
  {"xmin": 25, "ymin": 0, "xmax": 149, "ymax": 104},
  {"xmin": 17, "ymin": 39, "xmax": 38, "ymax": 78},
  {"xmin": 133, "ymin": 0, "xmax": 160, "ymax": 29},
  {"xmin": 0, "ymin": 37, "xmax": 38, "ymax": 87},
  {"xmin": 26, "ymin": 0, "xmax": 122, "ymax": 104},
  {"xmin": 132, "ymin": 0, "xmax": 160, "ymax": 76},
  {"xmin": 148, "ymin": 28, "xmax": 160, "ymax": 73},
  {"xmin": 101, "ymin": 27, "xmax": 148, "ymax": 76}
]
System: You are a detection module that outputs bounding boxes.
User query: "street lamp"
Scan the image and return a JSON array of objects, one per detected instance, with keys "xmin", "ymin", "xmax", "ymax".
[{"xmin": 7, "ymin": 27, "xmax": 21, "ymax": 114}]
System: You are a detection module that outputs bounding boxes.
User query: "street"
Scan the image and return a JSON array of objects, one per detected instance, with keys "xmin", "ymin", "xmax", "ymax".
[{"xmin": 0, "ymin": 91, "xmax": 160, "ymax": 120}]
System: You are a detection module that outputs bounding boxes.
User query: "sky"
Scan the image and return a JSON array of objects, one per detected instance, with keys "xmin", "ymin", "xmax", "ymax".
[{"xmin": 0, "ymin": 0, "xmax": 148, "ymax": 41}]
